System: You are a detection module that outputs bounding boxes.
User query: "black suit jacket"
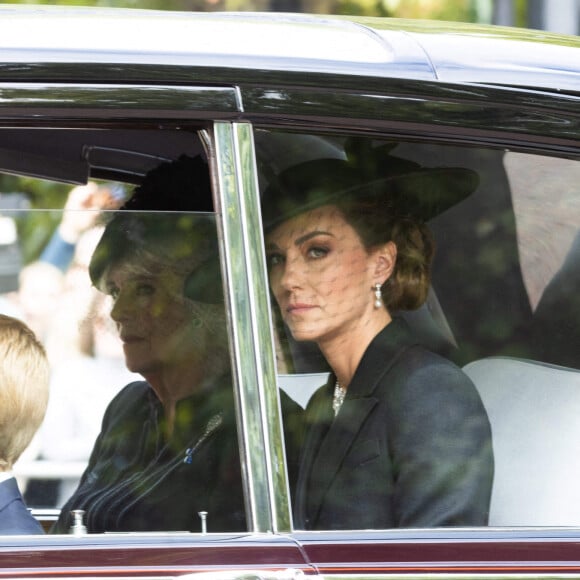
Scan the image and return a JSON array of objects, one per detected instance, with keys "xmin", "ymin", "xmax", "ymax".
[
  {"xmin": 0, "ymin": 477, "xmax": 44, "ymax": 535},
  {"xmin": 294, "ymin": 318, "xmax": 494, "ymax": 530}
]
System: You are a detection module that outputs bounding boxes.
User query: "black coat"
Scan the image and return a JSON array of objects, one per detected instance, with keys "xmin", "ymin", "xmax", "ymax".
[
  {"xmin": 294, "ymin": 318, "xmax": 494, "ymax": 530},
  {"xmin": 52, "ymin": 373, "xmax": 303, "ymax": 534},
  {"xmin": 52, "ymin": 376, "xmax": 245, "ymax": 533}
]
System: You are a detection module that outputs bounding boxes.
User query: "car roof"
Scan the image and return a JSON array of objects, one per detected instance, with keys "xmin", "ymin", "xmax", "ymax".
[{"xmin": 0, "ymin": 5, "xmax": 578, "ymax": 94}]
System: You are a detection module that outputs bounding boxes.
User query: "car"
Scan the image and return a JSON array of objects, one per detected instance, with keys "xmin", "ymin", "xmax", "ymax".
[{"xmin": 0, "ymin": 3, "xmax": 579, "ymax": 578}]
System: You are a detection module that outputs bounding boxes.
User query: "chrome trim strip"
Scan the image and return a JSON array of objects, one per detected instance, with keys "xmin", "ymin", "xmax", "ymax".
[
  {"xmin": 319, "ymin": 568, "xmax": 580, "ymax": 580},
  {"xmin": 234, "ymin": 86, "xmax": 245, "ymax": 113},
  {"xmin": 0, "ymin": 83, "xmax": 240, "ymax": 116},
  {"xmin": 212, "ymin": 121, "xmax": 291, "ymax": 533},
  {"xmin": 182, "ymin": 569, "xmax": 304, "ymax": 580}
]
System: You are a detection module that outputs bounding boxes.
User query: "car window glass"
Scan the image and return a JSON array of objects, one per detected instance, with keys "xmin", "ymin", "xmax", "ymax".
[
  {"xmin": 1, "ymin": 127, "xmax": 247, "ymax": 535},
  {"xmin": 257, "ymin": 128, "xmax": 580, "ymax": 530}
]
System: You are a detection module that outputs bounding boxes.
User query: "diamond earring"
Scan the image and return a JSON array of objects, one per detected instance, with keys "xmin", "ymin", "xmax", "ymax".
[{"xmin": 373, "ymin": 283, "xmax": 383, "ymax": 309}]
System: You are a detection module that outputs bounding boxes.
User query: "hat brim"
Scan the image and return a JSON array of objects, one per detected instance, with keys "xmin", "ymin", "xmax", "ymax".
[{"xmin": 261, "ymin": 158, "xmax": 478, "ymax": 232}]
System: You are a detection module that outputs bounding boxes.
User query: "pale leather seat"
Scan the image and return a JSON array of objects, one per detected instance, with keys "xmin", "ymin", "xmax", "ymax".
[
  {"xmin": 463, "ymin": 357, "xmax": 580, "ymax": 526},
  {"xmin": 278, "ymin": 372, "xmax": 328, "ymax": 409}
]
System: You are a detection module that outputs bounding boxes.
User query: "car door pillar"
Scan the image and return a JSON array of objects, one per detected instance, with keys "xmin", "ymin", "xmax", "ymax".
[{"xmin": 211, "ymin": 121, "xmax": 292, "ymax": 534}]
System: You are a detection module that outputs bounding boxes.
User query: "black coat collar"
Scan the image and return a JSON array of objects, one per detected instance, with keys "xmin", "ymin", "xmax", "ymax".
[
  {"xmin": 347, "ymin": 317, "xmax": 418, "ymax": 399},
  {"xmin": 295, "ymin": 318, "xmax": 418, "ymax": 528}
]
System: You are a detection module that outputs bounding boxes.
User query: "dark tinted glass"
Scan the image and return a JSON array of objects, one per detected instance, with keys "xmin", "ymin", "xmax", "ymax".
[
  {"xmin": 0, "ymin": 128, "xmax": 245, "ymax": 535},
  {"xmin": 257, "ymin": 129, "xmax": 580, "ymax": 529}
]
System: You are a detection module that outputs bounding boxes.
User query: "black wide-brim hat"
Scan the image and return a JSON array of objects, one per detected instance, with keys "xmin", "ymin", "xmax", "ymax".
[
  {"xmin": 261, "ymin": 152, "xmax": 479, "ymax": 232},
  {"xmin": 88, "ymin": 154, "xmax": 223, "ymax": 305},
  {"xmin": 89, "ymin": 211, "xmax": 223, "ymax": 304}
]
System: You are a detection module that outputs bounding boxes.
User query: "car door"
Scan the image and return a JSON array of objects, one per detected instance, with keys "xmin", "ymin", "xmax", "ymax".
[
  {"xmin": 244, "ymin": 70, "xmax": 580, "ymax": 575},
  {"xmin": 0, "ymin": 81, "xmax": 312, "ymax": 578},
  {"xmin": 1, "ymin": 15, "xmax": 580, "ymax": 580}
]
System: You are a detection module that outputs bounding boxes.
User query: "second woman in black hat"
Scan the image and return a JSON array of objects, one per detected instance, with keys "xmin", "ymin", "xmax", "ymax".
[
  {"xmin": 52, "ymin": 155, "xmax": 303, "ymax": 534},
  {"xmin": 263, "ymin": 144, "xmax": 494, "ymax": 530}
]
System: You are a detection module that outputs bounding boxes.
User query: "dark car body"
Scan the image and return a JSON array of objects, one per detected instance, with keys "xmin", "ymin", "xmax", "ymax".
[{"xmin": 0, "ymin": 4, "xmax": 579, "ymax": 579}]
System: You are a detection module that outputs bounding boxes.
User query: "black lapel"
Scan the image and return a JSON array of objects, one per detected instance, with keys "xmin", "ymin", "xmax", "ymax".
[
  {"xmin": 302, "ymin": 318, "xmax": 417, "ymax": 526},
  {"xmin": 305, "ymin": 396, "xmax": 378, "ymax": 526},
  {"xmin": 348, "ymin": 318, "xmax": 417, "ymax": 398}
]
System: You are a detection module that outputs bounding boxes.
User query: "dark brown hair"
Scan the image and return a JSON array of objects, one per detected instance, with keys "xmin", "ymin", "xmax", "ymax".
[{"xmin": 336, "ymin": 195, "xmax": 435, "ymax": 311}]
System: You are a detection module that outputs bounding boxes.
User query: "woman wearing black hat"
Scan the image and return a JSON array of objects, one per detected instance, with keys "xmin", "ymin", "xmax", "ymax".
[
  {"xmin": 50, "ymin": 155, "xmax": 308, "ymax": 534},
  {"xmin": 50, "ymin": 156, "xmax": 248, "ymax": 534},
  {"xmin": 262, "ymin": 143, "xmax": 494, "ymax": 530}
]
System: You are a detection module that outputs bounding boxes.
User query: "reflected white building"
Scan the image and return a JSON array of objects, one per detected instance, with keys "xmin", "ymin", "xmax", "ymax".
[{"xmin": 488, "ymin": 0, "xmax": 579, "ymax": 35}]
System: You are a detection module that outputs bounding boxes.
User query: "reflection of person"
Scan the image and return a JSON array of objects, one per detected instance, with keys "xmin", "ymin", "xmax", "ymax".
[
  {"xmin": 6, "ymin": 262, "xmax": 64, "ymax": 343},
  {"xmin": 0, "ymin": 314, "xmax": 50, "ymax": 534},
  {"xmin": 262, "ymin": 153, "xmax": 493, "ymax": 530},
  {"xmin": 0, "ymin": 181, "xmax": 121, "ymax": 348},
  {"xmin": 40, "ymin": 182, "xmax": 122, "ymax": 273},
  {"xmin": 31, "ymin": 288, "xmax": 138, "ymax": 508},
  {"xmin": 51, "ymin": 156, "xmax": 246, "ymax": 533},
  {"xmin": 22, "ymin": 185, "xmax": 128, "ymax": 509}
]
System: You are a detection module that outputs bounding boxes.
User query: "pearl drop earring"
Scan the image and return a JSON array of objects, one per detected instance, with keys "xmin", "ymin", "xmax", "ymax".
[{"xmin": 374, "ymin": 283, "xmax": 383, "ymax": 309}]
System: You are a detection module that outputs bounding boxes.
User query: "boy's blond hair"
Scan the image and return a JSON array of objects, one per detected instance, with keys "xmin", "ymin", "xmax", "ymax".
[{"xmin": 0, "ymin": 314, "xmax": 49, "ymax": 471}]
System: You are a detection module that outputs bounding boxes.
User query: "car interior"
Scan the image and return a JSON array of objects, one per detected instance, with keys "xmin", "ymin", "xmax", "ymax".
[
  {"xmin": 1, "ymin": 124, "xmax": 579, "ymax": 530},
  {"xmin": 263, "ymin": 130, "xmax": 580, "ymax": 528}
]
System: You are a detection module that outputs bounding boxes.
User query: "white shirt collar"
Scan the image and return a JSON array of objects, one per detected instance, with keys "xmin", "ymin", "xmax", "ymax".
[{"xmin": 0, "ymin": 471, "xmax": 14, "ymax": 484}]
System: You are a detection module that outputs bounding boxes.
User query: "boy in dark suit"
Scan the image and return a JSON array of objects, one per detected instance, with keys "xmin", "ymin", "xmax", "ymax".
[{"xmin": 0, "ymin": 314, "xmax": 49, "ymax": 534}]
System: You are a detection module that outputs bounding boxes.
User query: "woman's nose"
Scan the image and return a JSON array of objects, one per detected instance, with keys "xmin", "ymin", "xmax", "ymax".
[
  {"xmin": 109, "ymin": 291, "xmax": 131, "ymax": 322},
  {"xmin": 279, "ymin": 254, "xmax": 303, "ymax": 291}
]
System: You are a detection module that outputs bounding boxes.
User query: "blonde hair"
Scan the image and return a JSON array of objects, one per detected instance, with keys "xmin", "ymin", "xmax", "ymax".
[{"xmin": 0, "ymin": 315, "xmax": 49, "ymax": 470}]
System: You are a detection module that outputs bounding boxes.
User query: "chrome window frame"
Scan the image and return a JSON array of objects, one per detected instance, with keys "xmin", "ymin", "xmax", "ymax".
[
  {"xmin": 210, "ymin": 121, "xmax": 292, "ymax": 533},
  {"xmin": 0, "ymin": 83, "xmax": 290, "ymax": 535}
]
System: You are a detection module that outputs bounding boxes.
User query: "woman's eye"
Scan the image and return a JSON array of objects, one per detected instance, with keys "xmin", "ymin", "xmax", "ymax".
[
  {"xmin": 307, "ymin": 246, "xmax": 329, "ymax": 259},
  {"xmin": 136, "ymin": 283, "xmax": 156, "ymax": 297},
  {"xmin": 266, "ymin": 253, "xmax": 284, "ymax": 268}
]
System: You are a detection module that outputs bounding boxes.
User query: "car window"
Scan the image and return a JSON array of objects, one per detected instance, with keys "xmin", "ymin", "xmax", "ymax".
[
  {"xmin": 2, "ymin": 126, "xmax": 248, "ymax": 534},
  {"xmin": 257, "ymin": 128, "xmax": 580, "ymax": 529},
  {"xmin": 4, "ymin": 121, "xmax": 580, "ymax": 535}
]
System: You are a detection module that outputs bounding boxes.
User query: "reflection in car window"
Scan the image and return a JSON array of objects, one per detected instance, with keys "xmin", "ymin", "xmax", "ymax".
[
  {"xmin": 257, "ymin": 129, "xmax": 580, "ymax": 529},
  {"xmin": 56, "ymin": 156, "xmax": 245, "ymax": 534},
  {"xmin": 3, "ymin": 145, "xmax": 247, "ymax": 534},
  {"xmin": 53, "ymin": 211, "xmax": 244, "ymax": 534},
  {"xmin": 506, "ymin": 152, "xmax": 580, "ymax": 369}
]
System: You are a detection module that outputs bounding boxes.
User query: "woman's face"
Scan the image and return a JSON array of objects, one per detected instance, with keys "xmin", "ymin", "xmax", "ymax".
[
  {"xmin": 265, "ymin": 204, "xmax": 386, "ymax": 345},
  {"xmin": 104, "ymin": 260, "xmax": 223, "ymax": 376}
]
